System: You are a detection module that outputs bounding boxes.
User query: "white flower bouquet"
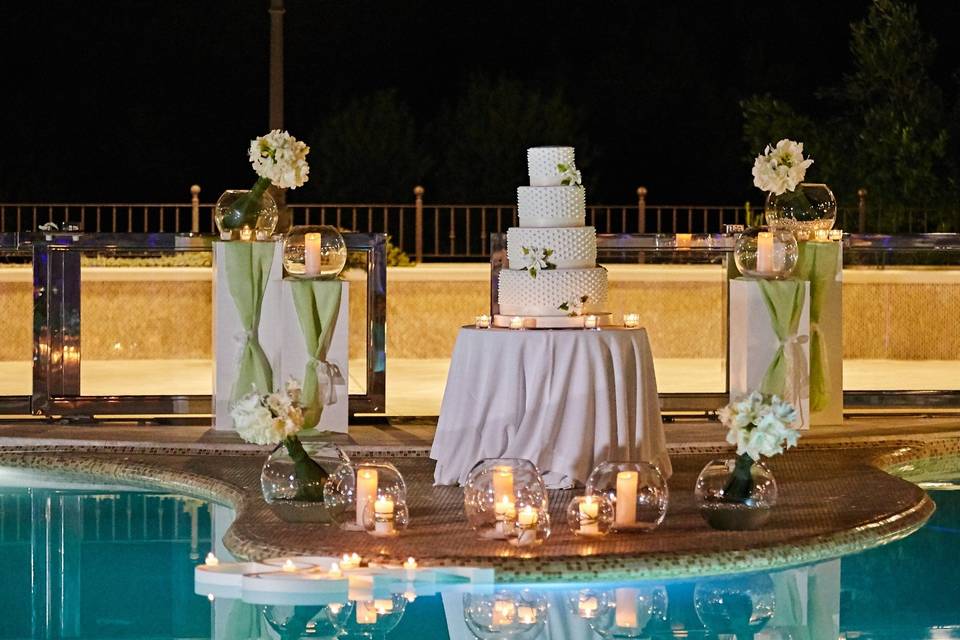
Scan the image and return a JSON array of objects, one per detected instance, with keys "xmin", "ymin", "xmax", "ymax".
[
  {"xmin": 231, "ymin": 377, "xmax": 329, "ymax": 501},
  {"xmin": 751, "ymin": 139, "xmax": 813, "ymax": 196},
  {"xmin": 717, "ymin": 391, "xmax": 801, "ymax": 501}
]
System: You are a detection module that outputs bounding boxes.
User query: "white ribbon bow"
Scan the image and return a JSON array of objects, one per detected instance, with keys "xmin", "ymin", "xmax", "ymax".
[
  {"xmin": 233, "ymin": 329, "xmax": 255, "ymax": 367},
  {"xmin": 310, "ymin": 358, "xmax": 345, "ymax": 406},
  {"xmin": 780, "ymin": 331, "xmax": 810, "ymax": 425}
]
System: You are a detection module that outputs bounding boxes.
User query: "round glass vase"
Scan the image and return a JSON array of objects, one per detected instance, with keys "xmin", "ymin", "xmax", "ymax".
[
  {"xmin": 462, "ymin": 590, "xmax": 549, "ymax": 640},
  {"xmin": 694, "ymin": 573, "xmax": 776, "ymax": 636},
  {"xmin": 324, "ymin": 461, "xmax": 408, "ymax": 532},
  {"xmin": 462, "ymin": 458, "xmax": 548, "ymax": 541},
  {"xmin": 694, "ymin": 456, "xmax": 778, "ymax": 530},
  {"xmin": 589, "ymin": 586, "xmax": 669, "ymax": 639},
  {"xmin": 566, "ymin": 495, "xmax": 614, "ymax": 537},
  {"xmin": 327, "ymin": 595, "xmax": 407, "ymax": 637},
  {"xmin": 585, "ymin": 461, "xmax": 669, "ymax": 532},
  {"xmin": 733, "ymin": 227, "xmax": 799, "ymax": 279},
  {"xmin": 283, "ymin": 225, "xmax": 347, "ymax": 279},
  {"xmin": 260, "ymin": 441, "xmax": 349, "ymax": 524},
  {"xmin": 765, "ymin": 182, "xmax": 837, "ymax": 239},
  {"xmin": 215, "ymin": 189, "xmax": 279, "ymax": 240}
]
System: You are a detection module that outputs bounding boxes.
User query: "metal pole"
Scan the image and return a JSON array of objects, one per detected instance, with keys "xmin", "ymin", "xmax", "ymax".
[
  {"xmin": 269, "ymin": 0, "xmax": 290, "ymax": 229},
  {"xmin": 414, "ymin": 185, "xmax": 424, "ymax": 263},
  {"xmin": 857, "ymin": 187, "xmax": 867, "ymax": 233},
  {"xmin": 190, "ymin": 185, "xmax": 201, "ymax": 233}
]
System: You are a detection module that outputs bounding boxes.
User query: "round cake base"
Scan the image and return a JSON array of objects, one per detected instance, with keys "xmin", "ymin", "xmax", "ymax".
[{"xmin": 492, "ymin": 313, "xmax": 613, "ymax": 329}]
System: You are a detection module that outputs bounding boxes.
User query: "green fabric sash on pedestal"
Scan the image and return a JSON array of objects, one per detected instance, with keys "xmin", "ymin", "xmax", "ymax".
[
  {"xmin": 757, "ymin": 278, "xmax": 808, "ymax": 404},
  {"xmin": 224, "ymin": 242, "xmax": 276, "ymax": 406},
  {"xmin": 289, "ymin": 280, "xmax": 344, "ymax": 427},
  {"xmin": 794, "ymin": 241, "xmax": 841, "ymax": 412}
]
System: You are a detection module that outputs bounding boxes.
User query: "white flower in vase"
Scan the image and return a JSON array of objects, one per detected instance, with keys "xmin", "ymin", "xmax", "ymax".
[
  {"xmin": 249, "ymin": 129, "xmax": 311, "ymax": 190},
  {"xmin": 751, "ymin": 139, "xmax": 813, "ymax": 196},
  {"xmin": 720, "ymin": 392, "xmax": 800, "ymax": 461}
]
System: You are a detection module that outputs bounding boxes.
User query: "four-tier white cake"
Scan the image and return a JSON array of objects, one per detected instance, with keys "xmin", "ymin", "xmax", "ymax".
[{"xmin": 496, "ymin": 147, "xmax": 609, "ymax": 326}]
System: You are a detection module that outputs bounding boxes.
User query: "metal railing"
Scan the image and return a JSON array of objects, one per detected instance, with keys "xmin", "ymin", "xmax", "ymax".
[{"xmin": 2, "ymin": 185, "xmax": 955, "ymax": 261}]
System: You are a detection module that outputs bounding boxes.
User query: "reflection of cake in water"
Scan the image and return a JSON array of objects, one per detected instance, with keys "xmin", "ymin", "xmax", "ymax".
[{"xmin": 497, "ymin": 147, "xmax": 608, "ymax": 322}]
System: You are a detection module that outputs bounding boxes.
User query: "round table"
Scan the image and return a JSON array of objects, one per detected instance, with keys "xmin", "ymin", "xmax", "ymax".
[{"xmin": 430, "ymin": 326, "xmax": 672, "ymax": 488}]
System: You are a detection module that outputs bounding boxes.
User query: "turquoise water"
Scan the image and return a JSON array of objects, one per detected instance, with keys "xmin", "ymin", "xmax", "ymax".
[{"xmin": 0, "ymin": 470, "xmax": 957, "ymax": 639}]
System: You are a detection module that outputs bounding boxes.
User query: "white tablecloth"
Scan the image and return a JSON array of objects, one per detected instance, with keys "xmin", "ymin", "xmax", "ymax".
[{"xmin": 431, "ymin": 327, "xmax": 672, "ymax": 488}]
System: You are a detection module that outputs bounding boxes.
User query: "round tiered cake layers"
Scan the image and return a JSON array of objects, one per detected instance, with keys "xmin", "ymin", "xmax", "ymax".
[
  {"xmin": 527, "ymin": 146, "xmax": 576, "ymax": 186},
  {"xmin": 507, "ymin": 227, "xmax": 596, "ymax": 269},
  {"xmin": 517, "ymin": 186, "xmax": 586, "ymax": 228},
  {"xmin": 498, "ymin": 267, "xmax": 608, "ymax": 317}
]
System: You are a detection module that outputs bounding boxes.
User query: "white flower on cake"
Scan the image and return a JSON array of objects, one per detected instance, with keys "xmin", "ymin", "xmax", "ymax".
[
  {"xmin": 718, "ymin": 391, "xmax": 800, "ymax": 461},
  {"xmin": 557, "ymin": 162, "xmax": 582, "ymax": 187},
  {"xmin": 249, "ymin": 129, "xmax": 311, "ymax": 189},
  {"xmin": 751, "ymin": 139, "xmax": 813, "ymax": 196},
  {"xmin": 230, "ymin": 377, "xmax": 306, "ymax": 445},
  {"xmin": 558, "ymin": 294, "xmax": 589, "ymax": 317},
  {"xmin": 520, "ymin": 245, "xmax": 556, "ymax": 278}
]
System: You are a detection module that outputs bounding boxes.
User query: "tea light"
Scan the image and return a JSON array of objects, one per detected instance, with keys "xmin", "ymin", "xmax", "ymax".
[
  {"xmin": 509, "ymin": 316, "xmax": 524, "ymax": 330},
  {"xmin": 374, "ymin": 598, "xmax": 394, "ymax": 614},
  {"xmin": 494, "ymin": 495, "xmax": 517, "ymax": 536},
  {"xmin": 578, "ymin": 595, "xmax": 599, "ymax": 619},
  {"xmin": 373, "ymin": 496, "xmax": 396, "ymax": 536},
  {"xmin": 403, "ymin": 557, "xmax": 417, "ymax": 580},
  {"xmin": 219, "ymin": 229, "xmax": 232, "ymax": 241},
  {"xmin": 493, "ymin": 600, "xmax": 516, "ymax": 626},
  {"xmin": 255, "ymin": 229, "xmax": 271, "ymax": 241},
  {"xmin": 475, "ymin": 314, "xmax": 491, "ymax": 329},
  {"xmin": 239, "ymin": 227, "xmax": 253, "ymax": 242},
  {"xmin": 517, "ymin": 605, "xmax": 538, "ymax": 624},
  {"xmin": 356, "ymin": 467, "xmax": 378, "ymax": 528},
  {"xmin": 615, "ymin": 471, "xmax": 638, "ymax": 527},
  {"xmin": 204, "ymin": 552, "xmax": 219, "ymax": 566},
  {"xmin": 584, "ymin": 315, "xmax": 599, "ymax": 330},
  {"xmin": 675, "ymin": 233, "xmax": 692, "ymax": 249},
  {"xmin": 623, "ymin": 313, "xmax": 640, "ymax": 328},
  {"xmin": 304, "ymin": 231, "xmax": 323, "ymax": 276},
  {"xmin": 814, "ymin": 228, "xmax": 829, "ymax": 242},
  {"xmin": 282, "ymin": 559, "xmax": 298, "ymax": 573},
  {"xmin": 829, "ymin": 229, "xmax": 843, "ymax": 241},
  {"xmin": 340, "ymin": 553, "xmax": 361, "ymax": 570},
  {"xmin": 516, "ymin": 505, "xmax": 539, "ymax": 546},
  {"xmin": 756, "ymin": 231, "xmax": 774, "ymax": 273},
  {"xmin": 328, "ymin": 562, "xmax": 343, "ymax": 579},
  {"xmin": 578, "ymin": 496, "xmax": 600, "ymax": 535}
]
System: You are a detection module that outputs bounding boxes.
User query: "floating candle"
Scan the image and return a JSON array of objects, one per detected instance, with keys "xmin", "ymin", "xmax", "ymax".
[
  {"xmin": 355, "ymin": 600, "xmax": 378, "ymax": 625},
  {"xmin": 328, "ymin": 562, "xmax": 343, "ymax": 579},
  {"xmin": 282, "ymin": 559, "xmax": 297, "ymax": 573},
  {"xmin": 615, "ymin": 471, "xmax": 638, "ymax": 527},
  {"xmin": 518, "ymin": 506, "xmax": 538, "ymax": 527}
]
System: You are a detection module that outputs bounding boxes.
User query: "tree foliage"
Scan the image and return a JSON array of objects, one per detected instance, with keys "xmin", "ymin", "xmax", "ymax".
[{"xmin": 742, "ymin": 0, "xmax": 958, "ymax": 231}]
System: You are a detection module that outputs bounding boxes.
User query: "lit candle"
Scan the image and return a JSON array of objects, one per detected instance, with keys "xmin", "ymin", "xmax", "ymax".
[
  {"xmin": 356, "ymin": 467, "xmax": 378, "ymax": 528},
  {"xmin": 255, "ymin": 229, "xmax": 270, "ymax": 241},
  {"xmin": 328, "ymin": 562, "xmax": 343, "ymax": 579},
  {"xmin": 493, "ymin": 466, "xmax": 514, "ymax": 504},
  {"xmin": 578, "ymin": 595, "xmax": 599, "ymax": 619},
  {"xmin": 492, "ymin": 600, "xmax": 515, "ymax": 626},
  {"xmin": 509, "ymin": 316, "xmax": 524, "ymax": 330},
  {"xmin": 518, "ymin": 505, "xmax": 538, "ymax": 527},
  {"xmin": 623, "ymin": 313, "xmax": 640, "ymax": 329},
  {"xmin": 517, "ymin": 605, "xmax": 537, "ymax": 624},
  {"xmin": 615, "ymin": 471, "xmax": 638, "ymax": 528},
  {"xmin": 355, "ymin": 600, "xmax": 378, "ymax": 625},
  {"xmin": 207, "ymin": 593, "xmax": 215, "ymax": 602},
  {"xmin": 374, "ymin": 598, "xmax": 394, "ymax": 614},
  {"xmin": 675, "ymin": 233, "xmax": 692, "ymax": 249},
  {"xmin": 239, "ymin": 227, "xmax": 253, "ymax": 242},
  {"xmin": 578, "ymin": 496, "xmax": 600, "ymax": 535},
  {"xmin": 204, "ymin": 552, "xmax": 219, "ymax": 566},
  {"xmin": 403, "ymin": 557, "xmax": 417, "ymax": 581},
  {"xmin": 282, "ymin": 559, "xmax": 298, "ymax": 573},
  {"xmin": 475, "ymin": 314, "xmax": 491, "ymax": 329},
  {"xmin": 219, "ymin": 229, "xmax": 232, "ymax": 241},
  {"xmin": 756, "ymin": 231, "xmax": 774, "ymax": 273},
  {"xmin": 615, "ymin": 588, "xmax": 640, "ymax": 628},
  {"xmin": 494, "ymin": 495, "xmax": 517, "ymax": 536},
  {"xmin": 404, "ymin": 590, "xmax": 417, "ymax": 603},
  {"xmin": 829, "ymin": 229, "xmax": 843, "ymax": 241},
  {"xmin": 584, "ymin": 315, "xmax": 599, "ymax": 329},
  {"xmin": 304, "ymin": 232, "xmax": 323, "ymax": 277},
  {"xmin": 814, "ymin": 228, "xmax": 829, "ymax": 242},
  {"xmin": 373, "ymin": 496, "xmax": 396, "ymax": 536}
]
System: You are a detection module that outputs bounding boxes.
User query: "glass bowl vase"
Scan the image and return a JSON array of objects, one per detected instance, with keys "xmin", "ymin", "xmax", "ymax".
[
  {"xmin": 733, "ymin": 227, "xmax": 799, "ymax": 279},
  {"xmin": 694, "ymin": 456, "xmax": 778, "ymax": 530},
  {"xmin": 260, "ymin": 441, "xmax": 350, "ymax": 524},
  {"xmin": 585, "ymin": 461, "xmax": 669, "ymax": 532},
  {"xmin": 215, "ymin": 189, "xmax": 279, "ymax": 240},
  {"xmin": 765, "ymin": 182, "xmax": 837, "ymax": 238},
  {"xmin": 282, "ymin": 225, "xmax": 347, "ymax": 279},
  {"xmin": 324, "ymin": 460, "xmax": 408, "ymax": 532},
  {"xmin": 463, "ymin": 458, "xmax": 548, "ymax": 541}
]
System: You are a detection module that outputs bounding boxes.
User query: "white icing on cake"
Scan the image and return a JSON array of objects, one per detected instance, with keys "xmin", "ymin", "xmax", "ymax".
[
  {"xmin": 507, "ymin": 227, "xmax": 596, "ymax": 270},
  {"xmin": 517, "ymin": 186, "xmax": 585, "ymax": 228},
  {"xmin": 498, "ymin": 267, "xmax": 608, "ymax": 317},
  {"xmin": 527, "ymin": 147, "xmax": 575, "ymax": 186}
]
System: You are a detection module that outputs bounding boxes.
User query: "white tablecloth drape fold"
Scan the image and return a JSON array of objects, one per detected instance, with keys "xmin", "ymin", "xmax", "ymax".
[{"xmin": 431, "ymin": 327, "xmax": 672, "ymax": 488}]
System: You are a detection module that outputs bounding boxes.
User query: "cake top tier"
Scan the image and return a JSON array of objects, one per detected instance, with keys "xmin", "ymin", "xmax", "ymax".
[{"xmin": 527, "ymin": 147, "xmax": 580, "ymax": 187}]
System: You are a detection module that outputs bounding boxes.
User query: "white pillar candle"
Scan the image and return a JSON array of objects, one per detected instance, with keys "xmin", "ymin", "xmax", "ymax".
[
  {"xmin": 509, "ymin": 316, "xmax": 524, "ymax": 330},
  {"xmin": 578, "ymin": 496, "xmax": 600, "ymax": 535},
  {"xmin": 615, "ymin": 588, "xmax": 640, "ymax": 628},
  {"xmin": 304, "ymin": 231, "xmax": 323, "ymax": 277},
  {"xmin": 373, "ymin": 496, "xmax": 395, "ymax": 536},
  {"xmin": 756, "ymin": 231, "xmax": 774, "ymax": 273},
  {"xmin": 356, "ymin": 467, "xmax": 378, "ymax": 528},
  {"xmin": 493, "ymin": 466, "xmax": 514, "ymax": 504},
  {"xmin": 615, "ymin": 471, "xmax": 638, "ymax": 527},
  {"xmin": 623, "ymin": 313, "xmax": 640, "ymax": 328}
]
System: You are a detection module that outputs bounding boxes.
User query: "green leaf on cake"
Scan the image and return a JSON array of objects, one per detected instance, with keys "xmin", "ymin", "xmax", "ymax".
[{"xmin": 529, "ymin": 267, "xmax": 537, "ymax": 278}]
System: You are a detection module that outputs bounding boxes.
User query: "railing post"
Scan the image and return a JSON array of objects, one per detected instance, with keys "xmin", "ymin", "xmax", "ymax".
[
  {"xmin": 190, "ymin": 184, "xmax": 201, "ymax": 233},
  {"xmin": 636, "ymin": 186, "xmax": 647, "ymax": 233},
  {"xmin": 414, "ymin": 185, "xmax": 424, "ymax": 263},
  {"xmin": 857, "ymin": 187, "xmax": 867, "ymax": 234}
]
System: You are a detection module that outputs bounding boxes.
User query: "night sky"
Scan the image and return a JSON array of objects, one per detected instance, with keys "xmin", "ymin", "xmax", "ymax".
[{"xmin": 2, "ymin": 1, "xmax": 958, "ymax": 206}]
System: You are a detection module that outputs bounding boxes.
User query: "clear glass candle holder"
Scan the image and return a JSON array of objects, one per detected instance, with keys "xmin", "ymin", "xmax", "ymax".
[
  {"xmin": 361, "ymin": 492, "xmax": 409, "ymax": 537},
  {"xmin": 589, "ymin": 586, "xmax": 669, "ymax": 638},
  {"xmin": 463, "ymin": 458, "xmax": 548, "ymax": 541},
  {"xmin": 327, "ymin": 594, "xmax": 407, "ymax": 636},
  {"xmin": 463, "ymin": 590, "xmax": 549, "ymax": 639},
  {"xmin": 565, "ymin": 588, "xmax": 610, "ymax": 620},
  {"xmin": 586, "ymin": 461, "xmax": 669, "ymax": 532},
  {"xmin": 733, "ymin": 227, "xmax": 799, "ymax": 279},
  {"xmin": 282, "ymin": 225, "xmax": 347, "ymax": 279},
  {"xmin": 325, "ymin": 461, "xmax": 407, "ymax": 531},
  {"xmin": 566, "ymin": 494, "xmax": 614, "ymax": 537},
  {"xmin": 511, "ymin": 504, "xmax": 551, "ymax": 547},
  {"xmin": 215, "ymin": 189, "xmax": 279, "ymax": 239}
]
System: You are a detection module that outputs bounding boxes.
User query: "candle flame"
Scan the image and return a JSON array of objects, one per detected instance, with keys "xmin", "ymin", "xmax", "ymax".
[
  {"xmin": 282, "ymin": 559, "xmax": 297, "ymax": 572},
  {"xmin": 204, "ymin": 552, "xmax": 219, "ymax": 566}
]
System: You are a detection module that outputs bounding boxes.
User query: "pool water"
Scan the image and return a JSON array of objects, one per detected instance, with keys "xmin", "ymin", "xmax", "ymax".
[{"xmin": 0, "ymin": 470, "xmax": 957, "ymax": 639}]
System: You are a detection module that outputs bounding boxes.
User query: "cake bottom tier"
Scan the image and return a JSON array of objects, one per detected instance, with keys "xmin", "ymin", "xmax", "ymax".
[{"xmin": 498, "ymin": 267, "xmax": 608, "ymax": 316}]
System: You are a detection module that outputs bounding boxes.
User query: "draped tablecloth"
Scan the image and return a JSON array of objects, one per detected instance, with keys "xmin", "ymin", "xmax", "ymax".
[{"xmin": 430, "ymin": 327, "xmax": 672, "ymax": 488}]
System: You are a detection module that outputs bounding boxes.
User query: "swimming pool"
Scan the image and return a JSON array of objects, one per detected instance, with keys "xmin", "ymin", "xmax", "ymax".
[{"xmin": 0, "ymin": 467, "xmax": 957, "ymax": 639}]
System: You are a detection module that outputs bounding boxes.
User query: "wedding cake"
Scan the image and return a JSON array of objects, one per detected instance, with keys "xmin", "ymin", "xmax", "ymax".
[{"xmin": 496, "ymin": 147, "xmax": 608, "ymax": 326}]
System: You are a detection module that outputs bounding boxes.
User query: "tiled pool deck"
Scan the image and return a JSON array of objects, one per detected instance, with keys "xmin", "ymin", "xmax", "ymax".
[{"xmin": 0, "ymin": 416, "xmax": 956, "ymax": 581}]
